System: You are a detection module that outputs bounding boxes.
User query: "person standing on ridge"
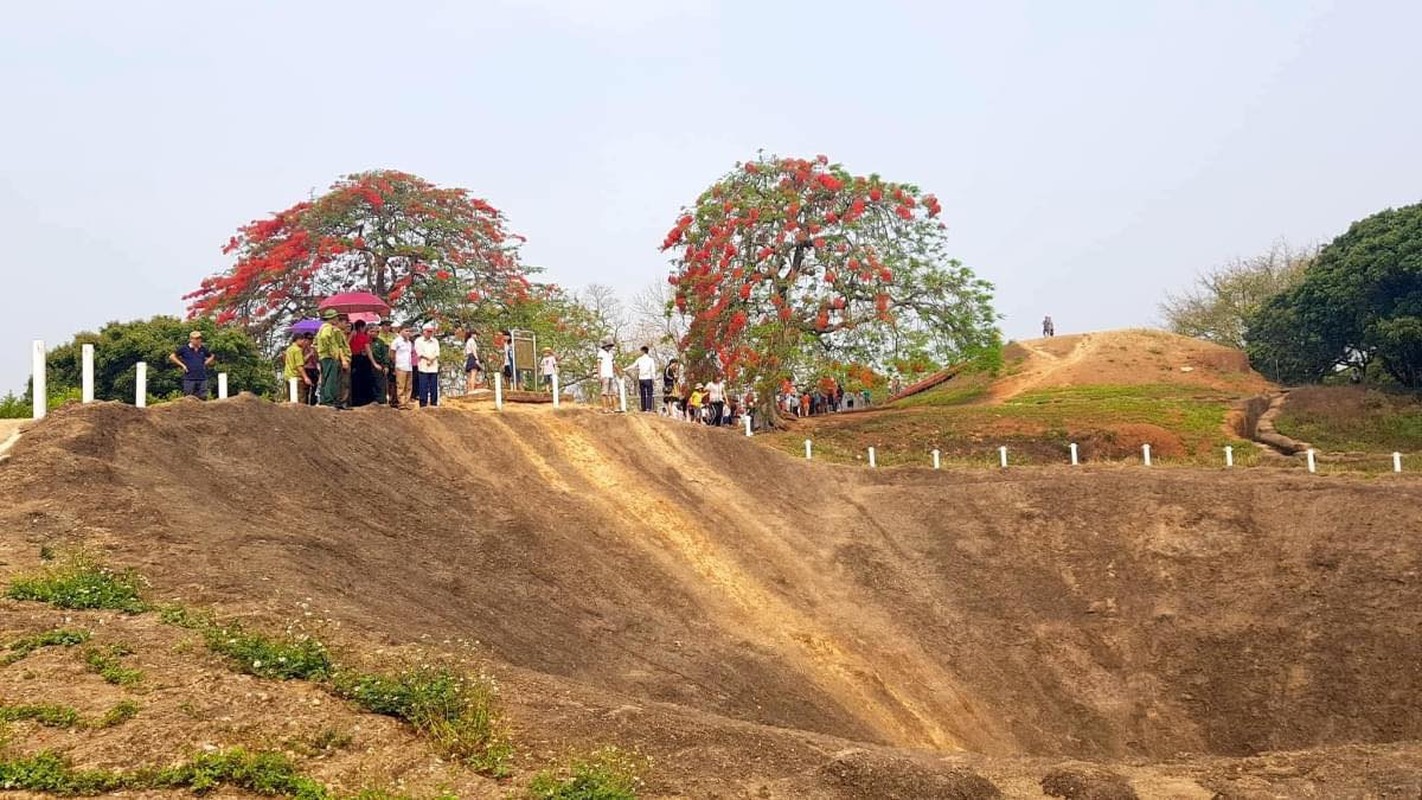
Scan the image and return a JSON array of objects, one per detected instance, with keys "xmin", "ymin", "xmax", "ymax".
[
  {"xmin": 540, "ymin": 347, "xmax": 558, "ymax": 393},
  {"xmin": 1042, "ymin": 315, "xmax": 1055, "ymax": 337},
  {"xmin": 463, "ymin": 329, "xmax": 483, "ymax": 392},
  {"xmin": 597, "ymin": 339, "xmax": 617, "ymax": 413},
  {"xmin": 314, "ymin": 309, "xmax": 351, "ymax": 408},
  {"xmin": 389, "ymin": 327, "xmax": 414, "ymax": 409},
  {"xmin": 631, "ymin": 346, "xmax": 657, "ymax": 413},
  {"xmin": 281, "ymin": 332, "xmax": 309, "ymax": 402},
  {"xmin": 662, "ymin": 358, "xmax": 680, "ymax": 416},
  {"xmin": 415, "ymin": 322, "xmax": 441, "ymax": 407},
  {"xmin": 169, "ymin": 330, "xmax": 215, "ymax": 399},
  {"xmin": 705, "ymin": 375, "xmax": 727, "ymax": 425}
]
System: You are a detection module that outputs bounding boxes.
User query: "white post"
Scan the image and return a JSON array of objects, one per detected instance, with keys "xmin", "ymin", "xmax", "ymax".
[
  {"xmin": 135, "ymin": 362, "xmax": 147, "ymax": 408},
  {"xmin": 551, "ymin": 373, "xmax": 560, "ymax": 408},
  {"xmin": 998, "ymin": 446, "xmax": 1008, "ymax": 468},
  {"xmin": 1142, "ymin": 443, "xmax": 1152, "ymax": 467},
  {"xmin": 1394, "ymin": 452, "xmax": 1403, "ymax": 473},
  {"xmin": 494, "ymin": 371, "xmax": 503, "ymax": 410},
  {"xmin": 217, "ymin": 372, "xmax": 228, "ymax": 399},
  {"xmin": 743, "ymin": 414, "xmax": 752, "ymax": 437},
  {"xmin": 31, "ymin": 340, "xmax": 46, "ymax": 420},
  {"xmin": 288, "ymin": 377, "xmax": 299, "ymax": 403},
  {"xmin": 618, "ymin": 377, "xmax": 627, "ymax": 413},
  {"xmin": 1225, "ymin": 445, "xmax": 1234, "ymax": 468},
  {"xmin": 868, "ymin": 447, "xmax": 876, "ymax": 468},
  {"xmin": 1069, "ymin": 442, "xmax": 1079, "ymax": 466},
  {"xmin": 1306, "ymin": 449, "xmax": 1317, "ymax": 474},
  {"xmin": 81, "ymin": 344, "xmax": 95, "ymax": 404},
  {"xmin": 932, "ymin": 449, "xmax": 941, "ymax": 470},
  {"xmin": 804, "ymin": 439, "xmax": 812, "ymax": 460}
]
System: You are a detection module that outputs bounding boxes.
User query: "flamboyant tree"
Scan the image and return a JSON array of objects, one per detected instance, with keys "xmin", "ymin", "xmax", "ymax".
[
  {"xmin": 662, "ymin": 153, "xmax": 997, "ymax": 406},
  {"xmin": 185, "ymin": 170, "xmax": 531, "ymax": 343}
]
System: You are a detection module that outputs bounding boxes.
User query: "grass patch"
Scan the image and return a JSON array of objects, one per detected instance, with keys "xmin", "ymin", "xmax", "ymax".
[
  {"xmin": 527, "ymin": 747, "xmax": 646, "ymax": 800},
  {"xmin": 94, "ymin": 700, "xmax": 139, "ymax": 729},
  {"xmin": 0, "ymin": 748, "xmax": 330, "ymax": 798},
  {"xmin": 1276, "ymin": 386, "xmax": 1422, "ymax": 452},
  {"xmin": 81, "ymin": 645, "xmax": 143, "ymax": 687},
  {"xmin": 333, "ymin": 666, "xmax": 512, "ymax": 776},
  {"xmin": 4, "ymin": 554, "xmax": 147, "ymax": 614},
  {"xmin": 197, "ymin": 620, "xmax": 332, "ymax": 682},
  {"xmin": 1, "ymin": 629, "xmax": 90, "ymax": 666},
  {"xmin": 0, "ymin": 704, "xmax": 81, "ymax": 729}
]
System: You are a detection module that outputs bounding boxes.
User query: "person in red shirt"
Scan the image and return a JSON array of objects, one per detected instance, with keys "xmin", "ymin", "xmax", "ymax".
[{"xmin": 348, "ymin": 320, "xmax": 385, "ymax": 406}]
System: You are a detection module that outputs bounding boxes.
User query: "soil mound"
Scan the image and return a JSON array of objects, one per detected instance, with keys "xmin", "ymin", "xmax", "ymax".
[{"xmin": 3, "ymin": 399, "xmax": 1422, "ymax": 795}]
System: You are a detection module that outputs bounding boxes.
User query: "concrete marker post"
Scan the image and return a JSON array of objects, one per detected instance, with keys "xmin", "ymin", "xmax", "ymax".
[
  {"xmin": 217, "ymin": 373, "xmax": 228, "ymax": 400},
  {"xmin": 743, "ymin": 415, "xmax": 752, "ymax": 437},
  {"xmin": 804, "ymin": 439, "xmax": 812, "ymax": 460},
  {"xmin": 1306, "ymin": 449, "xmax": 1317, "ymax": 474},
  {"xmin": 998, "ymin": 446, "xmax": 1008, "ymax": 469},
  {"xmin": 618, "ymin": 377, "xmax": 628, "ymax": 413},
  {"xmin": 932, "ymin": 449, "xmax": 941, "ymax": 470},
  {"xmin": 494, "ymin": 371, "xmax": 503, "ymax": 410},
  {"xmin": 135, "ymin": 362, "xmax": 147, "ymax": 408},
  {"xmin": 1142, "ymin": 443, "xmax": 1152, "ymax": 467},
  {"xmin": 1069, "ymin": 442, "xmax": 1079, "ymax": 466},
  {"xmin": 868, "ymin": 447, "xmax": 876, "ymax": 468},
  {"xmin": 1394, "ymin": 452, "xmax": 1403, "ymax": 473},
  {"xmin": 1225, "ymin": 446, "xmax": 1234, "ymax": 468},
  {"xmin": 288, "ymin": 377, "xmax": 299, "ymax": 403},
  {"xmin": 551, "ymin": 373, "xmax": 560, "ymax": 408},
  {"xmin": 81, "ymin": 344, "xmax": 95, "ymax": 404},
  {"xmin": 31, "ymin": 340, "xmax": 46, "ymax": 420}
]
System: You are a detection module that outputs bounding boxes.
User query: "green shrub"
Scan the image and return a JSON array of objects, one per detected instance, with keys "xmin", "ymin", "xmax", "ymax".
[
  {"xmin": 82, "ymin": 644, "xmax": 144, "ymax": 686},
  {"xmin": 95, "ymin": 700, "xmax": 140, "ymax": 729},
  {"xmin": 199, "ymin": 621, "xmax": 331, "ymax": 682},
  {"xmin": 1, "ymin": 629, "xmax": 90, "ymax": 666},
  {"xmin": 0, "ymin": 703, "xmax": 82, "ymax": 729},
  {"xmin": 153, "ymin": 748, "xmax": 330, "ymax": 799},
  {"xmin": 333, "ymin": 666, "xmax": 512, "ymax": 776},
  {"xmin": 0, "ymin": 751, "xmax": 130, "ymax": 794},
  {"xmin": 5, "ymin": 555, "xmax": 147, "ymax": 614},
  {"xmin": 527, "ymin": 747, "xmax": 645, "ymax": 800}
]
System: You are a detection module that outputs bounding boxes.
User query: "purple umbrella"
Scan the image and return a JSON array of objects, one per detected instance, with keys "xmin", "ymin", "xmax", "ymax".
[{"xmin": 289, "ymin": 318, "xmax": 322, "ymax": 335}]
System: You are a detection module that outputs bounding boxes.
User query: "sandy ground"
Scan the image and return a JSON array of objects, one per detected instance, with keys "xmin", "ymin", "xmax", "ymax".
[{"xmin": 1, "ymin": 399, "xmax": 1420, "ymax": 798}]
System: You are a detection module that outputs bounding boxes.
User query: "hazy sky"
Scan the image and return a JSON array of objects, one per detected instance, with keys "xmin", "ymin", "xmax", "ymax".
[{"xmin": 3, "ymin": 0, "xmax": 1420, "ymax": 393}]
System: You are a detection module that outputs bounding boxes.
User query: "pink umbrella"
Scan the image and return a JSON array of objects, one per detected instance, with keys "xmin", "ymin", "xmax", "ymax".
[
  {"xmin": 318, "ymin": 291, "xmax": 390, "ymax": 315},
  {"xmin": 348, "ymin": 311, "xmax": 381, "ymax": 325}
]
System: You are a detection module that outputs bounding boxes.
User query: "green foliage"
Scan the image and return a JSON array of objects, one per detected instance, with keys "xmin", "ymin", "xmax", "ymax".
[
  {"xmin": 1, "ymin": 629, "xmax": 90, "ymax": 666},
  {"xmin": 1247, "ymin": 203, "xmax": 1422, "ymax": 386},
  {"xmin": 333, "ymin": 666, "xmax": 512, "ymax": 776},
  {"xmin": 4, "ymin": 555, "xmax": 148, "ymax": 614},
  {"xmin": 0, "ymin": 748, "xmax": 330, "ymax": 798},
  {"xmin": 0, "ymin": 393, "xmax": 27, "ymax": 419},
  {"xmin": 527, "ymin": 748, "xmax": 646, "ymax": 800},
  {"xmin": 1161, "ymin": 240, "xmax": 1313, "ymax": 349},
  {"xmin": 82, "ymin": 644, "xmax": 143, "ymax": 686},
  {"xmin": 0, "ymin": 703, "xmax": 82, "ymax": 729},
  {"xmin": 198, "ymin": 620, "xmax": 332, "ymax": 682},
  {"xmin": 32, "ymin": 315, "xmax": 277, "ymax": 405},
  {"xmin": 1275, "ymin": 386, "xmax": 1422, "ymax": 452},
  {"xmin": 0, "ymin": 751, "xmax": 130, "ymax": 794},
  {"xmin": 94, "ymin": 700, "xmax": 140, "ymax": 729}
]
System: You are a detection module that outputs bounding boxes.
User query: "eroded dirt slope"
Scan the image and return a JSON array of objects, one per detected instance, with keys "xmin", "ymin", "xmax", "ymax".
[{"xmin": 3, "ymin": 399, "xmax": 1422, "ymax": 797}]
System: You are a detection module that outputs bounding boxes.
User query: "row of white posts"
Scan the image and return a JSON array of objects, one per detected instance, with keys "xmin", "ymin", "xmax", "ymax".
[
  {"xmin": 31, "ymin": 340, "xmax": 234, "ymax": 420},
  {"xmin": 791, "ymin": 435, "xmax": 1406, "ymax": 474}
]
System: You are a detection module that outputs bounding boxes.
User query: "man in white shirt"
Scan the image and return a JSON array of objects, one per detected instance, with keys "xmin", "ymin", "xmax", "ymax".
[
  {"xmin": 597, "ymin": 339, "xmax": 617, "ymax": 413},
  {"xmin": 631, "ymin": 346, "xmax": 657, "ymax": 413},
  {"xmin": 704, "ymin": 376, "xmax": 727, "ymax": 425},
  {"xmin": 414, "ymin": 323, "xmax": 441, "ymax": 407},
  {"xmin": 389, "ymin": 328, "xmax": 415, "ymax": 410}
]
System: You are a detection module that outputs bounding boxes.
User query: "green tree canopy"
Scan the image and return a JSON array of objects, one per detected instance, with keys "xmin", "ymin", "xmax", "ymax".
[
  {"xmin": 1246, "ymin": 203, "xmax": 1422, "ymax": 386},
  {"xmin": 1160, "ymin": 240, "xmax": 1313, "ymax": 350},
  {"xmin": 36, "ymin": 317, "xmax": 277, "ymax": 404}
]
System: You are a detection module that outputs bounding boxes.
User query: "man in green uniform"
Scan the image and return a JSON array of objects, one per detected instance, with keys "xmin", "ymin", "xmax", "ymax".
[
  {"xmin": 369, "ymin": 329, "xmax": 391, "ymax": 405},
  {"xmin": 315, "ymin": 308, "xmax": 351, "ymax": 407},
  {"xmin": 282, "ymin": 332, "xmax": 313, "ymax": 403}
]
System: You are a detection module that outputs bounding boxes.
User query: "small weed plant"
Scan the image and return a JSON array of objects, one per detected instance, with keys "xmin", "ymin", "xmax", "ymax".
[
  {"xmin": 82, "ymin": 644, "xmax": 144, "ymax": 686},
  {"xmin": 199, "ymin": 620, "xmax": 332, "ymax": 681},
  {"xmin": 95, "ymin": 700, "xmax": 140, "ymax": 729},
  {"xmin": 0, "ymin": 703, "xmax": 81, "ymax": 729},
  {"xmin": 5, "ymin": 554, "xmax": 147, "ymax": 614},
  {"xmin": 527, "ymin": 747, "xmax": 646, "ymax": 800},
  {"xmin": 1, "ymin": 629, "xmax": 90, "ymax": 666},
  {"xmin": 0, "ymin": 748, "xmax": 330, "ymax": 798}
]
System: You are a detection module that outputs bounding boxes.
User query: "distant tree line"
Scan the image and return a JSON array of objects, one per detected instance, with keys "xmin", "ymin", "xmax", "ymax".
[{"xmin": 1162, "ymin": 202, "xmax": 1422, "ymax": 387}]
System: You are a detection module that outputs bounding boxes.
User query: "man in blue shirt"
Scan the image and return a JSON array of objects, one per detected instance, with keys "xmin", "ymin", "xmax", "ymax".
[{"xmin": 168, "ymin": 330, "xmax": 215, "ymax": 399}]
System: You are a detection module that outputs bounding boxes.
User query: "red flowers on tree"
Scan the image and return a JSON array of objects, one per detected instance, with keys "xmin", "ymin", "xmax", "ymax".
[
  {"xmin": 185, "ymin": 170, "xmax": 531, "ymax": 342},
  {"xmin": 661, "ymin": 153, "xmax": 999, "ymax": 415}
]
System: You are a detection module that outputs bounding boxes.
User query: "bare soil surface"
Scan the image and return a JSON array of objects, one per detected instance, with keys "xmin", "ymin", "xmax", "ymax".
[{"xmin": 2, "ymin": 398, "xmax": 1421, "ymax": 797}]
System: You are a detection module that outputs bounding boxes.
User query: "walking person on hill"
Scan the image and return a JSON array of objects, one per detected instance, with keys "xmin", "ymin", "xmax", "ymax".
[
  {"xmin": 463, "ymin": 329, "xmax": 483, "ymax": 393},
  {"xmin": 631, "ymin": 346, "xmax": 657, "ymax": 413},
  {"xmin": 389, "ymin": 327, "xmax": 414, "ymax": 410},
  {"xmin": 705, "ymin": 376, "xmax": 727, "ymax": 425},
  {"xmin": 540, "ymin": 347, "xmax": 558, "ymax": 392},
  {"xmin": 314, "ymin": 309, "xmax": 351, "ymax": 408},
  {"xmin": 597, "ymin": 339, "xmax": 617, "ymax": 413},
  {"xmin": 1042, "ymin": 315, "xmax": 1055, "ymax": 337},
  {"xmin": 169, "ymin": 330, "xmax": 215, "ymax": 399},
  {"xmin": 662, "ymin": 359, "xmax": 680, "ymax": 416},
  {"xmin": 415, "ymin": 323, "xmax": 442, "ymax": 407}
]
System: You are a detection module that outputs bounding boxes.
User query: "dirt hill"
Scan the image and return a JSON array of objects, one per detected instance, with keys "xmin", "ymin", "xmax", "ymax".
[{"xmin": 3, "ymin": 399, "xmax": 1422, "ymax": 797}]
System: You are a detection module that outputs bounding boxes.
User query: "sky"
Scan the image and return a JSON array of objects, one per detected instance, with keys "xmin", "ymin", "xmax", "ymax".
[{"xmin": 2, "ymin": 0, "xmax": 1420, "ymax": 393}]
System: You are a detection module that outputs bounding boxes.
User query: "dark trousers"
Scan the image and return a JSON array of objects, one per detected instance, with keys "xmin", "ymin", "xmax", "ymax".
[
  {"xmin": 638, "ymin": 379, "xmax": 654, "ymax": 412},
  {"xmin": 319, "ymin": 358, "xmax": 342, "ymax": 407},
  {"xmin": 182, "ymin": 377, "xmax": 207, "ymax": 399},
  {"xmin": 417, "ymin": 371, "xmax": 439, "ymax": 407}
]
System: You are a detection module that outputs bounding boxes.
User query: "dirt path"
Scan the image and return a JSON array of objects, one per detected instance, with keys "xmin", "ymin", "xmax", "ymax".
[
  {"xmin": 0, "ymin": 419, "xmax": 26, "ymax": 460},
  {"xmin": 989, "ymin": 334, "xmax": 1094, "ymax": 401}
]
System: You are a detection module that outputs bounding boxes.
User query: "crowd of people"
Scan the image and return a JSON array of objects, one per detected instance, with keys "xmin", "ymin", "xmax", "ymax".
[{"xmin": 280, "ymin": 310, "xmax": 445, "ymax": 409}]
